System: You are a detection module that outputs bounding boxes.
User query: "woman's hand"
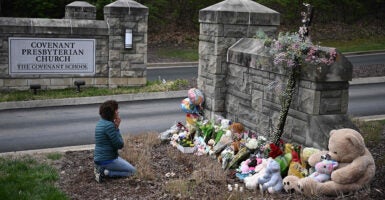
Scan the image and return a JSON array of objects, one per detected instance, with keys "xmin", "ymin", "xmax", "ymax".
[
  {"xmin": 114, "ymin": 111, "xmax": 121, "ymax": 129},
  {"xmin": 114, "ymin": 116, "xmax": 121, "ymax": 129}
]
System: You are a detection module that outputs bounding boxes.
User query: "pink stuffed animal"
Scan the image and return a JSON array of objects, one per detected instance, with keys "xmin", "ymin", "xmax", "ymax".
[
  {"xmin": 308, "ymin": 159, "xmax": 338, "ymax": 182},
  {"xmin": 244, "ymin": 158, "xmax": 267, "ymax": 190},
  {"xmin": 240, "ymin": 155, "xmax": 262, "ymax": 174}
]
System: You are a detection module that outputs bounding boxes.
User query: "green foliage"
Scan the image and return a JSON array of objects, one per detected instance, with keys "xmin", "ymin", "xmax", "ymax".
[
  {"xmin": 256, "ymin": 0, "xmax": 385, "ymax": 25},
  {"xmin": 0, "ymin": 156, "xmax": 68, "ymax": 200},
  {"xmin": 354, "ymin": 119, "xmax": 385, "ymax": 145},
  {"xmin": 1, "ymin": 0, "xmax": 73, "ymax": 18},
  {"xmin": 214, "ymin": 129, "xmax": 225, "ymax": 144},
  {"xmin": 197, "ymin": 121, "xmax": 215, "ymax": 143},
  {"xmin": 1, "ymin": 0, "xmax": 384, "ymax": 35},
  {"xmin": 170, "ymin": 79, "xmax": 189, "ymax": 91},
  {"xmin": 137, "ymin": 0, "xmax": 170, "ymax": 31},
  {"xmin": 137, "ymin": 0, "xmax": 220, "ymax": 31},
  {"xmin": 93, "ymin": 0, "xmax": 114, "ymax": 19},
  {"xmin": 156, "ymin": 48, "xmax": 199, "ymax": 61},
  {"xmin": 46, "ymin": 153, "xmax": 63, "ymax": 160},
  {"xmin": 319, "ymin": 36, "xmax": 385, "ymax": 53}
]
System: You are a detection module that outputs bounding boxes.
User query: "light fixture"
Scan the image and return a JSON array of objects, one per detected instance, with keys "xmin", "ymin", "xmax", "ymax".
[
  {"xmin": 125, "ymin": 29, "xmax": 132, "ymax": 49},
  {"xmin": 74, "ymin": 80, "xmax": 85, "ymax": 92},
  {"xmin": 30, "ymin": 84, "xmax": 41, "ymax": 95}
]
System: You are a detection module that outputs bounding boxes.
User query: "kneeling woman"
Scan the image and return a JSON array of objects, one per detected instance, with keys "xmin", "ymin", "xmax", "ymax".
[{"xmin": 94, "ymin": 100, "xmax": 136, "ymax": 183}]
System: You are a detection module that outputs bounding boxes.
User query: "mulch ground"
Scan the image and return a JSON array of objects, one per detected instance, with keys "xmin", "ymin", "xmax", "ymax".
[{"xmin": 55, "ymin": 131, "xmax": 385, "ymax": 200}]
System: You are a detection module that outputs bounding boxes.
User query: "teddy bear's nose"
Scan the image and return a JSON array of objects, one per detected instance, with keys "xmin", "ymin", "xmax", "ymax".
[
  {"xmin": 290, "ymin": 188, "xmax": 295, "ymax": 193},
  {"xmin": 321, "ymin": 153, "xmax": 331, "ymax": 160}
]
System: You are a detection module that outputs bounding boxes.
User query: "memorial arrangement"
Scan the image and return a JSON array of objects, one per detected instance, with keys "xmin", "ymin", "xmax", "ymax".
[
  {"xmin": 159, "ymin": 3, "xmax": 375, "ymax": 197},
  {"xmin": 159, "ymin": 87, "xmax": 375, "ymax": 197}
]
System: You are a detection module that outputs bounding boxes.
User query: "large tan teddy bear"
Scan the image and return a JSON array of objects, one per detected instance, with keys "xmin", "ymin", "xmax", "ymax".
[{"xmin": 291, "ymin": 128, "xmax": 375, "ymax": 196}]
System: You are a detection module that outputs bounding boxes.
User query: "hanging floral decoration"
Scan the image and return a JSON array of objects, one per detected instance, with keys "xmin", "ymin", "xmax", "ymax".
[{"xmin": 256, "ymin": 3, "xmax": 338, "ymax": 145}]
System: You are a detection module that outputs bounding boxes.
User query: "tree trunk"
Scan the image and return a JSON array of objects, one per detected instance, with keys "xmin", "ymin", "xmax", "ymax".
[{"xmin": 272, "ymin": 63, "xmax": 299, "ymax": 145}]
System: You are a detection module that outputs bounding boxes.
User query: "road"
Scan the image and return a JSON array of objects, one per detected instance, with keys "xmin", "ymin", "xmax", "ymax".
[
  {"xmin": 0, "ymin": 98, "xmax": 185, "ymax": 152},
  {"xmin": 0, "ymin": 52, "xmax": 384, "ymax": 153},
  {"xmin": 348, "ymin": 82, "xmax": 385, "ymax": 117},
  {"xmin": 147, "ymin": 52, "xmax": 385, "ymax": 83},
  {"xmin": 1, "ymin": 81, "xmax": 384, "ymax": 153},
  {"xmin": 345, "ymin": 52, "xmax": 385, "ymax": 66}
]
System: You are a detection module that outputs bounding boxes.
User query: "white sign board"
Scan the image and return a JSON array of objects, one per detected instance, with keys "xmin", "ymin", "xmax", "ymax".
[{"xmin": 9, "ymin": 37, "xmax": 95, "ymax": 75}]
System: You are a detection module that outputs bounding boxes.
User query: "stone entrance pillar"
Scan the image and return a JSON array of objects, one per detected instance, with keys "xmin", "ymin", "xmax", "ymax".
[
  {"xmin": 104, "ymin": 0, "xmax": 148, "ymax": 88},
  {"xmin": 65, "ymin": 1, "xmax": 96, "ymax": 20},
  {"xmin": 198, "ymin": 0, "xmax": 280, "ymax": 119}
]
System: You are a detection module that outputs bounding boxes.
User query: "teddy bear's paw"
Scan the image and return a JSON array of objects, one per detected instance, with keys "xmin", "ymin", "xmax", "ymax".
[
  {"xmin": 298, "ymin": 177, "xmax": 319, "ymax": 196},
  {"xmin": 267, "ymin": 187, "xmax": 275, "ymax": 194},
  {"xmin": 258, "ymin": 184, "xmax": 265, "ymax": 196},
  {"xmin": 244, "ymin": 181, "xmax": 256, "ymax": 190},
  {"xmin": 283, "ymin": 175, "xmax": 300, "ymax": 193},
  {"xmin": 283, "ymin": 182, "xmax": 296, "ymax": 194},
  {"xmin": 297, "ymin": 182, "xmax": 304, "ymax": 194},
  {"xmin": 259, "ymin": 184, "xmax": 264, "ymax": 191}
]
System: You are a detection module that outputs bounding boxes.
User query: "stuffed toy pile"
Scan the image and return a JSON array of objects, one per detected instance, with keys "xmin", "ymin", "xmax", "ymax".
[
  {"xmin": 160, "ymin": 88, "xmax": 376, "ymax": 197},
  {"xmin": 285, "ymin": 128, "xmax": 375, "ymax": 196}
]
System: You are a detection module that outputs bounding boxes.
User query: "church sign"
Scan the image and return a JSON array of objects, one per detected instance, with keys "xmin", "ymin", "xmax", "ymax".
[{"xmin": 9, "ymin": 37, "xmax": 95, "ymax": 75}]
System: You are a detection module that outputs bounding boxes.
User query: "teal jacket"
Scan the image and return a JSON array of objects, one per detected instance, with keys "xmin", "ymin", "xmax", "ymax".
[{"xmin": 94, "ymin": 119, "xmax": 124, "ymax": 163}]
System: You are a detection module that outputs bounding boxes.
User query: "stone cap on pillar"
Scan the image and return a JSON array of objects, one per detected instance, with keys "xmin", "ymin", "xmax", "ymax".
[
  {"xmin": 199, "ymin": 0, "xmax": 279, "ymax": 25},
  {"xmin": 104, "ymin": 0, "xmax": 148, "ymax": 16},
  {"xmin": 65, "ymin": 1, "xmax": 96, "ymax": 20},
  {"xmin": 228, "ymin": 38, "xmax": 353, "ymax": 82}
]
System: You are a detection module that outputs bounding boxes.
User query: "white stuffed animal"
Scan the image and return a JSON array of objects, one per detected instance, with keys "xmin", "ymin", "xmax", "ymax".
[
  {"xmin": 244, "ymin": 158, "xmax": 267, "ymax": 190},
  {"xmin": 258, "ymin": 158, "xmax": 283, "ymax": 194}
]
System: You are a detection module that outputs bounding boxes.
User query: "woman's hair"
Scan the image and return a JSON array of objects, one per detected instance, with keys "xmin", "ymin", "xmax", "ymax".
[{"xmin": 99, "ymin": 100, "xmax": 118, "ymax": 121}]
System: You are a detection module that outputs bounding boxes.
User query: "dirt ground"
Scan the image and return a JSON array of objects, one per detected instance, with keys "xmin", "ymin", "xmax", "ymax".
[{"xmin": 53, "ymin": 129, "xmax": 385, "ymax": 200}]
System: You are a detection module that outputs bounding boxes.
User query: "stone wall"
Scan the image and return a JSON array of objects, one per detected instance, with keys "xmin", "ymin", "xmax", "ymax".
[
  {"xmin": 0, "ymin": 0, "xmax": 148, "ymax": 90},
  {"xmin": 226, "ymin": 38, "xmax": 355, "ymax": 148},
  {"xmin": 198, "ymin": 0, "xmax": 279, "ymax": 119},
  {"xmin": 198, "ymin": 0, "xmax": 356, "ymax": 149}
]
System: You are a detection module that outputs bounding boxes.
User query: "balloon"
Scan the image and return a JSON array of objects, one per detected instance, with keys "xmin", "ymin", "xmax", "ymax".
[
  {"xmin": 180, "ymin": 98, "xmax": 200, "ymax": 114},
  {"xmin": 188, "ymin": 88, "xmax": 204, "ymax": 105}
]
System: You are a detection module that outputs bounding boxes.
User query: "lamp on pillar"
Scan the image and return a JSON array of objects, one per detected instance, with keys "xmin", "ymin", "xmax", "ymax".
[
  {"xmin": 125, "ymin": 29, "xmax": 132, "ymax": 49},
  {"xmin": 74, "ymin": 80, "xmax": 85, "ymax": 92},
  {"xmin": 30, "ymin": 84, "xmax": 41, "ymax": 95}
]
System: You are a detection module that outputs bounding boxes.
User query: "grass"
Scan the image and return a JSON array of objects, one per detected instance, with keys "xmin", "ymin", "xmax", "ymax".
[
  {"xmin": 354, "ymin": 119, "xmax": 385, "ymax": 145},
  {"xmin": 0, "ymin": 156, "xmax": 68, "ymax": 200},
  {"xmin": 121, "ymin": 132, "xmax": 230, "ymax": 199},
  {"xmin": 317, "ymin": 36, "xmax": 385, "ymax": 53},
  {"xmin": 46, "ymin": 153, "xmax": 63, "ymax": 160},
  {"xmin": 355, "ymin": 119, "xmax": 385, "ymax": 172},
  {"xmin": 0, "ymin": 79, "xmax": 191, "ymax": 103},
  {"xmin": 156, "ymin": 48, "xmax": 198, "ymax": 62},
  {"xmin": 121, "ymin": 132, "xmax": 160, "ymax": 180}
]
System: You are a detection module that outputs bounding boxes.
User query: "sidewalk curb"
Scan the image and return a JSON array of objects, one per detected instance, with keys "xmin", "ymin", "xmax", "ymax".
[
  {"xmin": 0, "ymin": 90, "xmax": 188, "ymax": 111},
  {"xmin": 350, "ymin": 76, "xmax": 385, "ymax": 85},
  {"xmin": 354, "ymin": 115, "xmax": 385, "ymax": 122},
  {"xmin": 343, "ymin": 50, "xmax": 385, "ymax": 56},
  {"xmin": 148, "ymin": 62, "xmax": 198, "ymax": 68},
  {"xmin": 0, "ymin": 144, "xmax": 95, "ymax": 156}
]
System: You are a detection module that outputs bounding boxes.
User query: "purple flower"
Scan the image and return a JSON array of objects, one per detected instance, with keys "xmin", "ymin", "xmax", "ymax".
[{"xmin": 265, "ymin": 32, "xmax": 336, "ymax": 69}]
